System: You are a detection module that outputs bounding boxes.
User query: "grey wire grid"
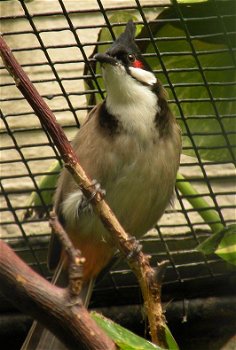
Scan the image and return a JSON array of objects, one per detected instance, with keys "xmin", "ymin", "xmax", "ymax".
[{"xmin": 1, "ymin": 0, "xmax": 236, "ymax": 307}]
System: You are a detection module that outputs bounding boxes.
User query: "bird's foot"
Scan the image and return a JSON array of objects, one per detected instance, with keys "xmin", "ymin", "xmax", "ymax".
[
  {"xmin": 126, "ymin": 236, "xmax": 143, "ymax": 260},
  {"xmin": 88, "ymin": 179, "xmax": 106, "ymax": 201},
  {"xmin": 79, "ymin": 180, "xmax": 106, "ymax": 212}
]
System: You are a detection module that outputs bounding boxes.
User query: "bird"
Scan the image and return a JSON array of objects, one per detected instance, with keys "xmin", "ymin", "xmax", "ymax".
[{"xmin": 21, "ymin": 20, "xmax": 181, "ymax": 349}]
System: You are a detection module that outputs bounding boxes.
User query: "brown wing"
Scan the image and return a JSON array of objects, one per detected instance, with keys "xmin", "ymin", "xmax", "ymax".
[{"xmin": 47, "ymin": 103, "xmax": 103, "ymax": 271}]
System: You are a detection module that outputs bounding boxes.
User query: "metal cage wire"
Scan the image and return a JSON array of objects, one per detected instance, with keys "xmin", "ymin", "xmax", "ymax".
[{"xmin": 0, "ymin": 0, "xmax": 236, "ymax": 306}]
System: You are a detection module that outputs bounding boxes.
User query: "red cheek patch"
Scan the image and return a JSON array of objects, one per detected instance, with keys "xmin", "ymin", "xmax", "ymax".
[{"xmin": 132, "ymin": 59, "xmax": 143, "ymax": 69}]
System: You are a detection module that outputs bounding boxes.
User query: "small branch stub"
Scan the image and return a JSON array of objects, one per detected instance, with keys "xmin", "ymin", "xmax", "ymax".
[{"xmin": 49, "ymin": 211, "xmax": 85, "ymax": 297}]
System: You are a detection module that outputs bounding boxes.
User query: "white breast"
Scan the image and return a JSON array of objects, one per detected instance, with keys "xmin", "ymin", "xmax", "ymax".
[{"xmin": 104, "ymin": 64, "xmax": 160, "ymax": 143}]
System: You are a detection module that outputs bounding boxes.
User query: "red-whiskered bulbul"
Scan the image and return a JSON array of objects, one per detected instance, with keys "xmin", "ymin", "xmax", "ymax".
[{"xmin": 21, "ymin": 20, "xmax": 181, "ymax": 350}]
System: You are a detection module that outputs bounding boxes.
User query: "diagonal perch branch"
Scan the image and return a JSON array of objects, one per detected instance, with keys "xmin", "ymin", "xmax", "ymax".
[{"xmin": 0, "ymin": 35, "xmax": 167, "ymax": 347}]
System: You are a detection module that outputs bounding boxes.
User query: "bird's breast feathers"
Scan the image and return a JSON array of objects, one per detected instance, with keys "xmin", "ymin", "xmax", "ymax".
[{"xmin": 59, "ymin": 106, "xmax": 181, "ymax": 242}]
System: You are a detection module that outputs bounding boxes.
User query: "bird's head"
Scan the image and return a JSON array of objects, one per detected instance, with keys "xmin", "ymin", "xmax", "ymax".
[{"xmin": 94, "ymin": 21, "xmax": 157, "ymax": 100}]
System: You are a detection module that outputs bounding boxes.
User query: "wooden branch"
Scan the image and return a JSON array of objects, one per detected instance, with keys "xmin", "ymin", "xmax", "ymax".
[
  {"xmin": 49, "ymin": 211, "xmax": 85, "ymax": 297},
  {"xmin": 0, "ymin": 35, "xmax": 167, "ymax": 347},
  {"xmin": 0, "ymin": 240, "xmax": 116, "ymax": 350}
]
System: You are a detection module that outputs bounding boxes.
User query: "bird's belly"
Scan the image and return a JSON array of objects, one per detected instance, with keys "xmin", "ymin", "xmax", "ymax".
[
  {"xmin": 105, "ymin": 148, "xmax": 171, "ymax": 236},
  {"xmin": 74, "ymin": 138, "xmax": 177, "ymax": 242}
]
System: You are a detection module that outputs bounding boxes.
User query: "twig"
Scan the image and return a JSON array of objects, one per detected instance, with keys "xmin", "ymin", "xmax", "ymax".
[
  {"xmin": 49, "ymin": 211, "xmax": 86, "ymax": 297},
  {"xmin": 0, "ymin": 240, "xmax": 116, "ymax": 350},
  {"xmin": 0, "ymin": 35, "xmax": 167, "ymax": 347}
]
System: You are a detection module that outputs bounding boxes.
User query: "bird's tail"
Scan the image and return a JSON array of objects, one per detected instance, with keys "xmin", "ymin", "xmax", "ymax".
[{"xmin": 20, "ymin": 258, "xmax": 94, "ymax": 350}]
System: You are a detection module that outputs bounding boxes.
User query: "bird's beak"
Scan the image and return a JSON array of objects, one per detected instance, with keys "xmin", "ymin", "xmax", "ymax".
[{"xmin": 94, "ymin": 53, "xmax": 118, "ymax": 66}]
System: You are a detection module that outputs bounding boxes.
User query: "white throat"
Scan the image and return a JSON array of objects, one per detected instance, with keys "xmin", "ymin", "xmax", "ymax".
[{"xmin": 103, "ymin": 64, "xmax": 160, "ymax": 142}]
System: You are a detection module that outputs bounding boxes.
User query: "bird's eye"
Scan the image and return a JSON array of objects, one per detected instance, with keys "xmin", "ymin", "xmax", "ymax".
[{"xmin": 128, "ymin": 54, "xmax": 135, "ymax": 62}]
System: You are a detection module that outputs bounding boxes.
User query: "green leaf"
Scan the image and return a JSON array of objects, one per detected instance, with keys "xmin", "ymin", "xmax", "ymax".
[
  {"xmin": 137, "ymin": 1, "xmax": 236, "ymax": 162},
  {"xmin": 176, "ymin": 173, "xmax": 224, "ymax": 233},
  {"xmin": 215, "ymin": 225, "xmax": 236, "ymax": 265},
  {"xmin": 91, "ymin": 311, "xmax": 166, "ymax": 350},
  {"xmin": 164, "ymin": 324, "xmax": 179, "ymax": 350},
  {"xmin": 197, "ymin": 224, "xmax": 236, "ymax": 265},
  {"xmin": 23, "ymin": 161, "xmax": 61, "ymax": 219}
]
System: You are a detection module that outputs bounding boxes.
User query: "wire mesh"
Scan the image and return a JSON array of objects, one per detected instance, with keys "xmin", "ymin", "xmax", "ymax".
[{"xmin": 1, "ymin": 0, "xmax": 236, "ymax": 307}]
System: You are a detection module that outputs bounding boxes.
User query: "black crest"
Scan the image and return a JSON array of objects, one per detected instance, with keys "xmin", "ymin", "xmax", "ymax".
[
  {"xmin": 107, "ymin": 20, "xmax": 140, "ymax": 57},
  {"xmin": 107, "ymin": 20, "xmax": 152, "ymax": 72}
]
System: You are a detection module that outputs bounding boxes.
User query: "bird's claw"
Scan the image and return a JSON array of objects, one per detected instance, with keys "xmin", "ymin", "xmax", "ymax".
[
  {"xmin": 126, "ymin": 236, "xmax": 143, "ymax": 260},
  {"xmin": 79, "ymin": 180, "xmax": 106, "ymax": 212},
  {"xmin": 89, "ymin": 179, "xmax": 106, "ymax": 201}
]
